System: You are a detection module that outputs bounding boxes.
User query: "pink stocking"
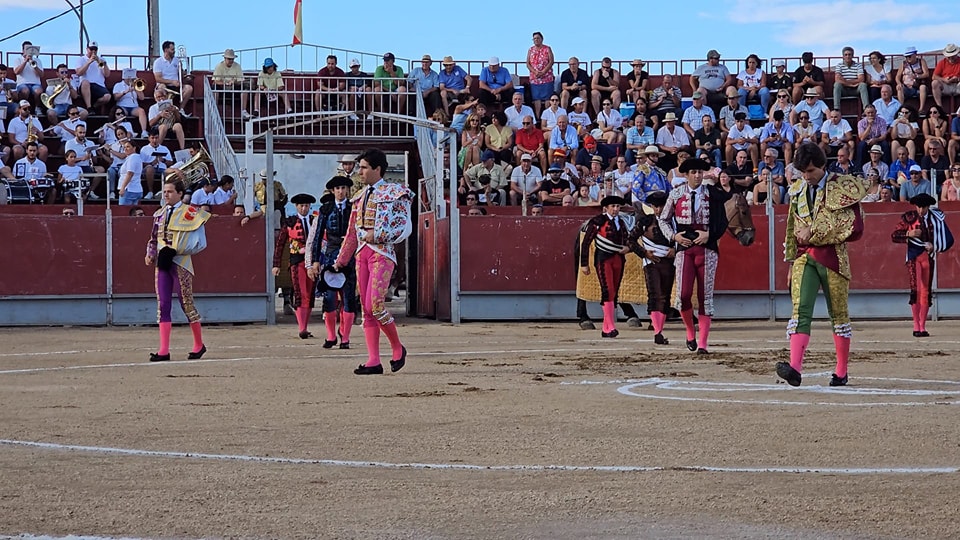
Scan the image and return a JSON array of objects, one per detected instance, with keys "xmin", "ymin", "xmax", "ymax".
[
  {"xmin": 294, "ymin": 307, "xmax": 306, "ymax": 333},
  {"xmin": 363, "ymin": 322, "xmax": 381, "ymax": 366},
  {"xmin": 380, "ymin": 321, "xmax": 403, "ymax": 359},
  {"xmin": 650, "ymin": 311, "xmax": 665, "ymax": 334},
  {"xmin": 789, "ymin": 332, "xmax": 810, "ymax": 373},
  {"xmin": 697, "ymin": 315, "xmax": 711, "ymax": 350},
  {"xmin": 680, "ymin": 309, "xmax": 696, "ymax": 340},
  {"xmin": 158, "ymin": 322, "xmax": 172, "ymax": 355},
  {"xmin": 324, "ymin": 311, "xmax": 337, "ymax": 341},
  {"xmin": 918, "ymin": 304, "xmax": 929, "ymax": 332},
  {"xmin": 911, "ymin": 304, "xmax": 921, "ymax": 332},
  {"xmin": 833, "ymin": 334, "xmax": 850, "ymax": 378},
  {"xmin": 601, "ymin": 302, "xmax": 616, "ymax": 333},
  {"xmin": 340, "ymin": 311, "xmax": 355, "ymax": 343},
  {"xmin": 189, "ymin": 321, "xmax": 203, "ymax": 353}
]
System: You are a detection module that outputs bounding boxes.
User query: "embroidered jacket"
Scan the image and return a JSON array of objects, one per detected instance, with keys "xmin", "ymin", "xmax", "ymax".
[
  {"xmin": 306, "ymin": 199, "xmax": 353, "ymax": 268},
  {"xmin": 658, "ymin": 183, "xmax": 731, "ymax": 252},
  {"xmin": 784, "ymin": 173, "xmax": 866, "ymax": 279},
  {"xmin": 273, "ymin": 213, "xmax": 316, "ymax": 267},
  {"xmin": 336, "ymin": 179, "xmax": 414, "ymax": 265},
  {"xmin": 146, "ymin": 202, "xmax": 211, "ymax": 275},
  {"xmin": 580, "ymin": 213, "xmax": 630, "ymax": 267},
  {"xmin": 892, "ymin": 208, "xmax": 954, "ymax": 261}
]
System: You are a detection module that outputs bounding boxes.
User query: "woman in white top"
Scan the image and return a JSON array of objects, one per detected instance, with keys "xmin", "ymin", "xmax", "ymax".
[
  {"xmin": 864, "ymin": 50, "xmax": 891, "ymax": 103},
  {"xmin": 539, "ymin": 93, "xmax": 567, "ymax": 136},
  {"xmin": 737, "ymin": 54, "xmax": 770, "ymax": 113},
  {"xmin": 100, "ymin": 106, "xmax": 135, "ymax": 145},
  {"xmin": 596, "ymin": 100, "xmax": 624, "ymax": 144},
  {"xmin": 105, "ymin": 125, "xmax": 131, "ymax": 197},
  {"xmin": 118, "ymin": 139, "xmax": 144, "ymax": 206},
  {"xmin": 889, "ymin": 106, "xmax": 918, "ymax": 161}
]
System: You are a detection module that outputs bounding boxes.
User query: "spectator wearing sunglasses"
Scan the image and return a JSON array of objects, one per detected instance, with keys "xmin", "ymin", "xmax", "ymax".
[{"xmin": 43, "ymin": 64, "xmax": 86, "ymax": 126}]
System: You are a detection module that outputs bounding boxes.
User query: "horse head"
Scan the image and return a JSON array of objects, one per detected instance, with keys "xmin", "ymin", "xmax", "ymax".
[{"xmin": 725, "ymin": 193, "xmax": 755, "ymax": 247}]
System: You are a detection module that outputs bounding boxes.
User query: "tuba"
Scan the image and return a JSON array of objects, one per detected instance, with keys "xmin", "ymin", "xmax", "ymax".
[
  {"xmin": 165, "ymin": 143, "xmax": 212, "ymax": 188},
  {"xmin": 40, "ymin": 80, "xmax": 69, "ymax": 109}
]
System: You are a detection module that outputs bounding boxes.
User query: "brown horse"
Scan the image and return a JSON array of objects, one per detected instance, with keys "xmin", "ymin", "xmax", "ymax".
[{"xmin": 724, "ymin": 192, "xmax": 756, "ymax": 247}]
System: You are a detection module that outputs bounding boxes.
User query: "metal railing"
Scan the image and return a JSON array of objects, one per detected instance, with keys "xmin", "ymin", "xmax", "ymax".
[
  {"xmin": 190, "ymin": 43, "xmax": 415, "ymax": 75},
  {"xmin": 202, "ymin": 76, "xmax": 241, "ymax": 195},
  {"xmin": 4, "ymin": 52, "xmax": 153, "ymax": 71},
  {"xmin": 205, "ymin": 75, "xmax": 418, "ymax": 139}
]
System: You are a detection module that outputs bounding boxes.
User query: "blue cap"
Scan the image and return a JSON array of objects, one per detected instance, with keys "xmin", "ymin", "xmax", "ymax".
[
  {"xmin": 548, "ymin": 164, "xmax": 563, "ymax": 173},
  {"xmin": 481, "ymin": 149, "xmax": 495, "ymax": 162},
  {"xmin": 263, "ymin": 57, "xmax": 277, "ymax": 69}
]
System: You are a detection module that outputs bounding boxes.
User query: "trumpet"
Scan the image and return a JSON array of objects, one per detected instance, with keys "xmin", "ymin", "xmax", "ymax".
[{"xmin": 93, "ymin": 55, "xmax": 107, "ymax": 69}]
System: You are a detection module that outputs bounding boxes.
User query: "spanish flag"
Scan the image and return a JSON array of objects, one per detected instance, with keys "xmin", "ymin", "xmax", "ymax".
[{"xmin": 292, "ymin": 0, "xmax": 303, "ymax": 46}]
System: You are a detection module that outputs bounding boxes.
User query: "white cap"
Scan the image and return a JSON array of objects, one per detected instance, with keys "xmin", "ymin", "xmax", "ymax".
[
  {"xmin": 773, "ymin": 59, "xmax": 786, "ymax": 67},
  {"xmin": 521, "ymin": 153, "xmax": 532, "ymax": 161},
  {"xmin": 18, "ymin": 99, "xmax": 30, "ymax": 107},
  {"xmin": 87, "ymin": 41, "xmax": 98, "ymax": 49},
  {"xmin": 488, "ymin": 56, "xmax": 500, "ymax": 65},
  {"xmin": 349, "ymin": 58, "xmax": 360, "ymax": 67},
  {"xmin": 909, "ymin": 164, "xmax": 922, "ymax": 172},
  {"xmin": 571, "ymin": 97, "xmax": 585, "ymax": 105}
]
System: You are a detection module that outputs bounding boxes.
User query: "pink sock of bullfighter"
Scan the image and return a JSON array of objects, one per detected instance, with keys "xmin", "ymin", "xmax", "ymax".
[
  {"xmin": 158, "ymin": 322, "xmax": 172, "ymax": 355},
  {"xmin": 833, "ymin": 334, "xmax": 850, "ymax": 378},
  {"xmin": 789, "ymin": 332, "xmax": 810, "ymax": 372},
  {"xmin": 697, "ymin": 315, "xmax": 711, "ymax": 349}
]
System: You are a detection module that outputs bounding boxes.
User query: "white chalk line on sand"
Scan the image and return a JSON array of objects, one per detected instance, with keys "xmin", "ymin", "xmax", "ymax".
[
  {"xmin": 0, "ymin": 346, "xmax": 641, "ymax": 376},
  {"xmin": 0, "ymin": 438, "xmax": 955, "ymax": 475}
]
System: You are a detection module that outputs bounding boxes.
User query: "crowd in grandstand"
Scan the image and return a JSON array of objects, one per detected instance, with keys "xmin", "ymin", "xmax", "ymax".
[{"xmin": 3, "ymin": 33, "xmax": 960, "ymax": 209}]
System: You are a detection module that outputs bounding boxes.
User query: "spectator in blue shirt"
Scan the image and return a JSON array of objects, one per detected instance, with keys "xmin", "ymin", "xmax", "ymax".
[
  {"xmin": 408, "ymin": 54, "xmax": 441, "ymax": 115},
  {"xmin": 548, "ymin": 115, "xmax": 578, "ymax": 158},
  {"xmin": 438, "ymin": 56, "xmax": 472, "ymax": 112},
  {"xmin": 478, "ymin": 56, "xmax": 513, "ymax": 106}
]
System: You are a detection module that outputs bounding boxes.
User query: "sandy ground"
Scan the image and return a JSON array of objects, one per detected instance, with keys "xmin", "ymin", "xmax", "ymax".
[{"xmin": 1, "ymin": 304, "xmax": 959, "ymax": 539}]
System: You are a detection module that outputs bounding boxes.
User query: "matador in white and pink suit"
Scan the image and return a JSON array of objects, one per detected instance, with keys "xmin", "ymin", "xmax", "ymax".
[{"xmin": 335, "ymin": 149, "xmax": 414, "ymax": 375}]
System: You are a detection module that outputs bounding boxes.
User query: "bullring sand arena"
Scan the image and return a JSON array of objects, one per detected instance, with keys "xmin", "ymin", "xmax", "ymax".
[{"xmin": 2, "ymin": 310, "xmax": 960, "ymax": 539}]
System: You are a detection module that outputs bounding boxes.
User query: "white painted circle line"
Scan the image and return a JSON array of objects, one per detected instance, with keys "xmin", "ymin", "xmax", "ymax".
[
  {"xmin": 615, "ymin": 377, "xmax": 960, "ymax": 407},
  {"xmin": 0, "ymin": 439, "xmax": 955, "ymax": 475}
]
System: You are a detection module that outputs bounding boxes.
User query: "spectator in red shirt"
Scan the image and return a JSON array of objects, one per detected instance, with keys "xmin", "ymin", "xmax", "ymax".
[
  {"xmin": 513, "ymin": 115, "xmax": 546, "ymax": 171},
  {"xmin": 315, "ymin": 55, "xmax": 346, "ymax": 111}
]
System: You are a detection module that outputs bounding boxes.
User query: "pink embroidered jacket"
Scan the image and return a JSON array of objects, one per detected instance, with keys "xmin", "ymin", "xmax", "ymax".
[{"xmin": 336, "ymin": 179, "xmax": 413, "ymax": 265}]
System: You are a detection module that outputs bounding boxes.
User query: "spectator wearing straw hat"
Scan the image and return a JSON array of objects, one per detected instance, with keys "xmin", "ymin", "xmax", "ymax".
[
  {"xmin": 438, "ymin": 56, "xmax": 472, "ymax": 111},
  {"xmin": 626, "ymin": 59, "xmax": 649, "ymax": 106},
  {"xmin": 408, "ymin": 54, "xmax": 441, "ymax": 115},
  {"xmin": 933, "ymin": 43, "xmax": 960, "ymax": 109},
  {"xmin": 212, "ymin": 49, "xmax": 251, "ymax": 119}
]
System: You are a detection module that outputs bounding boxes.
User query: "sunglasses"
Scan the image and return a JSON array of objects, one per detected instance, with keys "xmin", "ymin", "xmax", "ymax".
[
  {"xmin": 522, "ymin": 122, "xmax": 531, "ymax": 125},
  {"xmin": 952, "ymin": 168, "xmax": 960, "ymax": 172},
  {"xmin": 68, "ymin": 111, "xmax": 79, "ymax": 116},
  {"xmin": 549, "ymin": 99, "xmax": 559, "ymax": 102},
  {"xmin": 799, "ymin": 116, "xmax": 809, "ymax": 119},
  {"xmin": 58, "ymin": 71, "xmax": 68, "ymax": 75},
  {"xmin": 778, "ymin": 95, "xmax": 788, "ymax": 98}
]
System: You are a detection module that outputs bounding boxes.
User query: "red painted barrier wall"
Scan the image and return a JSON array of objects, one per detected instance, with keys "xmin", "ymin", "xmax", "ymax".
[
  {"xmin": 0, "ymin": 215, "xmax": 107, "ymax": 295},
  {"xmin": 458, "ymin": 202, "xmax": 960, "ymax": 294},
  {"xmin": 0, "ymin": 214, "xmax": 265, "ymax": 297}
]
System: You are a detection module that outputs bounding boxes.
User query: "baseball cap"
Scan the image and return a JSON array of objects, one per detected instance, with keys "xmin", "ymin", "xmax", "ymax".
[
  {"xmin": 909, "ymin": 164, "xmax": 922, "ymax": 172},
  {"xmin": 773, "ymin": 59, "xmax": 786, "ymax": 67},
  {"xmin": 349, "ymin": 58, "xmax": 360, "ymax": 67},
  {"xmin": 87, "ymin": 41, "xmax": 98, "ymax": 50},
  {"xmin": 571, "ymin": 97, "xmax": 585, "ymax": 105},
  {"xmin": 707, "ymin": 49, "xmax": 721, "ymax": 59},
  {"xmin": 481, "ymin": 149, "xmax": 495, "ymax": 161},
  {"xmin": 19, "ymin": 99, "xmax": 30, "ymax": 107},
  {"xmin": 548, "ymin": 164, "xmax": 563, "ymax": 172},
  {"xmin": 383, "ymin": 52, "xmax": 395, "ymax": 61},
  {"xmin": 584, "ymin": 135, "xmax": 597, "ymax": 147},
  {"xmin": 692, "ymin": 91, "xmax": 703, "ymax": 99},
  {"xmin": 488, "ymin": 56, "xmax": 500, "ymax": 65},
  {"xmin": 521, "ymin": 153, "xmax": 532, "ymax": 161},
  {"xmin": 263, "ymin": 57, "xmax": 277, "ymax": 69}
]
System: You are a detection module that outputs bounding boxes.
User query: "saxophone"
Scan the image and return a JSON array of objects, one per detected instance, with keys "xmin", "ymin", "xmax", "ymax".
[{"xmin": 25, "ymin": 116, "xmax": 38, "ymax": 144}]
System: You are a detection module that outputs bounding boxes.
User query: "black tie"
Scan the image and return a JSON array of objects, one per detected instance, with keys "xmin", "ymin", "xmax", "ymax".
[
  {"xmin": 807, "ymin": 185, "xmax": 817, "ymax": 209},
  {"xmin": 301, "ymin": 216, "xmax": 309, "ymax": 235},
  {"xmin": 165, "ymin": 205, "xmax": 174, "ymax": 225},
  {"xmin": 689, "ymin": 190, "xmax": 697, "ymax": 224}
]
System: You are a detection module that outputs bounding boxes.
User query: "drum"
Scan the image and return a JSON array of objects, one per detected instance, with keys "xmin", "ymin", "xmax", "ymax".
[
  {"xmin": 27, "ymin": 175, "xmax": 55, "ymax": 190},
  {"xmin": 2, "ymin": 180, "xmax": 34, "ymax": 204},
  {"xmin": 62, "ymin": 177, "xmax": 90, "ymax": 195}
]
